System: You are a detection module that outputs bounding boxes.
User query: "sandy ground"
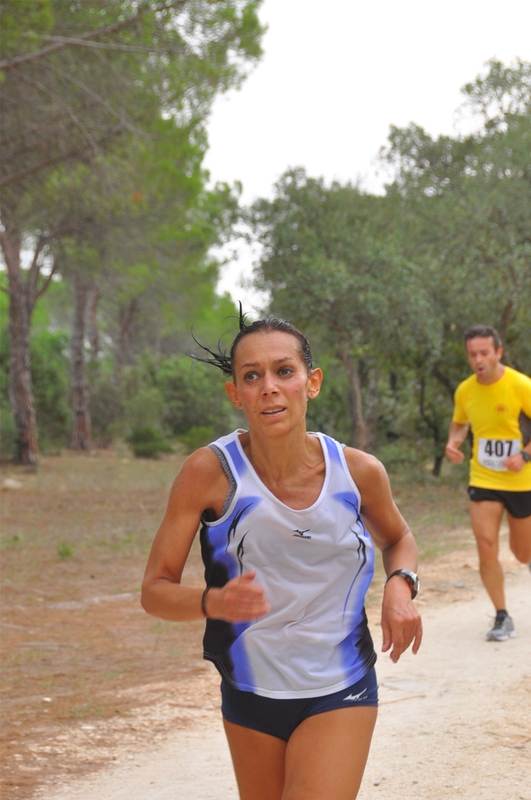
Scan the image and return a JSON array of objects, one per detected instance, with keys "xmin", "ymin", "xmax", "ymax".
[{"xmin": 33, "ymin": 554, "xmax": 531, "ymax": 800}]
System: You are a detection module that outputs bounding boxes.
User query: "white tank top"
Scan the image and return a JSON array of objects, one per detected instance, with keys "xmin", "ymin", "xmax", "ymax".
[{"xmin": 200, "ymin": 430, "xmax": 376, "ymax": 699}]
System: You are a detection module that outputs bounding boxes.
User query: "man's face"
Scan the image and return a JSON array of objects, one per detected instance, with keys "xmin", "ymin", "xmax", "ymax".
[{"xmin": 465, "ymin": 336, "xmax": 503, "ymax": 384}]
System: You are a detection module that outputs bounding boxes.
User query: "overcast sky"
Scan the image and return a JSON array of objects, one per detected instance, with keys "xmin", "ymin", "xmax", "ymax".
[{"xmin": 205, "ymin": 0, "xmax": 531, "ymax": 308}]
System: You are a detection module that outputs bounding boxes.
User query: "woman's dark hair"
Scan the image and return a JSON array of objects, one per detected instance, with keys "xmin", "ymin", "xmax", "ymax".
[
  {"xmin": 464, "ymin": 325, "xmax": 502, "ymax": 350},
  {"xmin": 191, "ymin": 304, "xmax": 313, "ymax": 379}
]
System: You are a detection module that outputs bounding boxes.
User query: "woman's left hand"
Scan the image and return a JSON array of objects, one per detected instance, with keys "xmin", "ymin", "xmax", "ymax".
[{"xmin": 381, "ymin": 578, "xmax": 423, "ymax": 663}]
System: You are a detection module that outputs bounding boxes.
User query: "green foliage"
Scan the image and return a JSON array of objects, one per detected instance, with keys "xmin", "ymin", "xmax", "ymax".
[
  {"xmin": 89, "ymin": 361, "xmax": 169, "ymax": 445},
  {"xmin": 0, "ymin": 397, "xmax": 17, "ymax": 461},
  {"xmin": 0, "ymin": 302, "xmax": 70, "ymax": 456},
  {"xmin": 126, "ymin": 426, "xmax": 173, "ymax": 459},
  {"xmin": 30, "ymin": 331, "xmax": 70, "ymax": 450},
  {"xmin": 305, "ymin": 354, "xmax": 352, "ymax": 443},
  {"xmin": 247, "ymin": 58, "xmax": 531, "ymax": 469},
  {"xmin": 125, "ymin": 385, "xmax": 167, "ymax": 433},
  {"xmin": 1, "ymin": 0, "xmax": 265, "ymax": 192},
  {"xmin": 248, "ymin": 168, "xmax": 428, "ymax": 450},
  {"xmin": 86, "ymin": 345, "xmax": 237, "ymax": 450},
  {"xmin": 461, "ymin": 58, "xmax": 531, "ymax": 129},
  {"xmin": 157, "ymin": 355, "xmax": 236, "ymax": 439},
  {"xmin": 380, "ymin": 61, "xmax": 531, "ymax": 382},
  {"xmin": 1, "ymin": 0, "xmax": 265, "ymax": 463},
  {"xmin": 0, "ymin": 0, "xmax": 53, "ymax": 61},
  {"xmin": 178, "ymin": 425, "xmax": 215, "ymax": 453},
  {"xmin": 57, "ymin": 540, "xmax": 74, "ymax": 559},
  {"xmin": 3, "ymin": 52, "xmax": 527, "ymax": 474},
  {"xmin": 88, "ymin": 368, "xmax": 125, "ymax": 447}
]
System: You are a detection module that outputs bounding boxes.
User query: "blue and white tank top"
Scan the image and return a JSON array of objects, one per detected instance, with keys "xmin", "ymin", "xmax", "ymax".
[{"xmin": 200, "ymin": 430, "xmax": 376, "ymax": 699}]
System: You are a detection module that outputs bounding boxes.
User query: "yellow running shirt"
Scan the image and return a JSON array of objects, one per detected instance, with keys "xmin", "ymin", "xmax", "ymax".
[{"xmin": 452, "ymin": 366, "xmax": 531, "ymax": 491}]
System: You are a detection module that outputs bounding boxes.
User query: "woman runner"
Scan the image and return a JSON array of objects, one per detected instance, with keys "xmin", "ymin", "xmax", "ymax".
[{"xmin": 141, "ymin": 312, "xmax": 422, "ymax": 800}]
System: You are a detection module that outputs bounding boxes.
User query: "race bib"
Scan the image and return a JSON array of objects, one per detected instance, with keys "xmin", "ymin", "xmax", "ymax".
[{"xmin": 477, "ymin": 438, "xmax": 521, "ymax": 471}]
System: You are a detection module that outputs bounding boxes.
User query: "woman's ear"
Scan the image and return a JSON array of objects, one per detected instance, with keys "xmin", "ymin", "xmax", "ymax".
[
  {"xmin": 307, "ymin": 367, "xmax": 323, "ymax": 399},
  {"xmin": 225, "ymin": 381, "xmax": 242, "ymax": 409}
]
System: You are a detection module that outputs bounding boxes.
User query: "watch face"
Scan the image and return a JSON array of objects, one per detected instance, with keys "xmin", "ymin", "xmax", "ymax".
[
  {"xmin": 404, "ymin": 571, "xmax": 420, "ymax": 597},
  {"xmin": 386, "ymin": 569, "xmax": 419, "ymax": 598}
]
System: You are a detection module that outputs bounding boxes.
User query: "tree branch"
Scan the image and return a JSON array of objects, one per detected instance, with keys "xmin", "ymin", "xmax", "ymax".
[
  {"xmin": 431, "ymin": 364, "xmax": 456, "ymax": 399},
  {"xmin": 35, "ymin": 262, "xmax": 60, "ymax": 303},
  {"xmin": 10, "ymin": 67, "xmax": 99, "ymax": 154},
  {"xmin": 0, "ymin": 16, "xmax": 143, "ymax": 71},
  {"xmin": 26, "ymin": 235, "xmax": 50, "ymax": 312},
  {"xmin": 0, "ymin": 127, "xmax": 126, "ymax": 188},
  {"xmin": 33, "ymin": 35, "xmax": 173, "ymax": 55},
  {"xmin": 0, "ymin": 1, "xmax": 188, "ymax": 70},
  {"xmin": 38, "ymin": 59, "xmax": 140, "ymax": 135}
]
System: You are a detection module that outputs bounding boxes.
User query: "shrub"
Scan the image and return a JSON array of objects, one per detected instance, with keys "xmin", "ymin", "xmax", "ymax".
[
  {"xmin": 157, "ymin": 356, "xmax": 234, "ymax": 439},
  {"xmin": 178, "ymin": 425, "xmax": 215, "ymax": 452},
  {"xmin": 123, "ymin": 386, "xmax": 166, "ymax": 433},
  {"xmin": 88, "ymin": 369, "xmax": 125, "ymax": 446},
  {"xmin": 126, "ymin": 426, "xmax": 173, "ymax": 459},
  {"xmin": 30, "ymin": 331, "xmax": 70, "ymax": 451}
]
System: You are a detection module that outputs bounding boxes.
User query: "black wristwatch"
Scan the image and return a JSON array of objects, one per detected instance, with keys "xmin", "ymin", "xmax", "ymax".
[
  {"xmin": 385, "ymin": 569, "xmax": 420, "ymax": 599},
  {"xmin": 521, "ymin": 450, "xmax": 531, "ymax": 464}
]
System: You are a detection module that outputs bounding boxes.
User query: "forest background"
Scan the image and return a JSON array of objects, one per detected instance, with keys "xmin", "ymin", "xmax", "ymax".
[{"xmin": 1, "ymin": 0, "xmax": 530, "ymax": 477}]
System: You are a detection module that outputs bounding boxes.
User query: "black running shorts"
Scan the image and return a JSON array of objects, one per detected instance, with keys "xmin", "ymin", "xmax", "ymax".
[{"xmin": 468, "ymin": 486, "xmax": 531, "ymax": 518}]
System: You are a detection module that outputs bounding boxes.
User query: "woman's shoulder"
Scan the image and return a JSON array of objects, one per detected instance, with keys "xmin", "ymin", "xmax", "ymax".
[
  {"xmin": 180, "ymin": 445, "xmax": 225, "ymax": 480},
  {"xmin": 180, "ymin": 429, "xmax": 242, "ymax": 475},
  {"xmin": 342, "ymin": 446, "xmax": 388, "ymax": 492},
  {"xmin": 169, "ymin": 446, "xmax": 229, "ymax": 516}
]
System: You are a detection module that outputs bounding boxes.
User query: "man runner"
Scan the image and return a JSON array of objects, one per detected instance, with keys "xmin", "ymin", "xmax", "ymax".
[{"xmin": 445, "ymin": 324, "xmax": 531, "ymax": 641}]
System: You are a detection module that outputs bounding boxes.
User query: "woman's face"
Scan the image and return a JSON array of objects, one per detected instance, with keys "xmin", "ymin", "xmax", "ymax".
[{"xmin": 225, "ymin": 330, "xmax": 322, "ymax": 436}]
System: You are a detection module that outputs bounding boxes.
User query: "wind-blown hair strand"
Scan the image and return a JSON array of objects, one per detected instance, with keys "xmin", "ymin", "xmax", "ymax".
[{"xmin": 190, "ymin": 304, "xmax": 313, "ymax": 379}]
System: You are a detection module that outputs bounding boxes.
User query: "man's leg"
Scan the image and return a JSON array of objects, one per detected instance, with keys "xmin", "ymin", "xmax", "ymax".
[
  {"xmin": 469, "ymin": 500, "xmax": 505, "ymax": 611},
  {"xmin": 507, "ymin": 512, "xmax": 531, "ymax": 564}
]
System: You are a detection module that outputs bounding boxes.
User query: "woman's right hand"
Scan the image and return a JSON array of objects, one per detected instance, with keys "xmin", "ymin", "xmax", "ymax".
[{"xmin": 205, "ymin": 571, "xmax": 270, "ymax": 622}]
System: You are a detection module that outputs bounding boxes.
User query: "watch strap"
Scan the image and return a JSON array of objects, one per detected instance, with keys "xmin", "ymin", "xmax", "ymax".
[{"xmin": 385, "ymin": 569, "xmax": 419, "ymax": 599}]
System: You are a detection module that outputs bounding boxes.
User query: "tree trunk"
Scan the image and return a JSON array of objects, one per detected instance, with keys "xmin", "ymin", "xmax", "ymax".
[
  {"xmin": 87, "ymin": 283, "xmax": 100, "ymax": 362},
  {"xmin": 114, "ymin": 297, "xmax": 138, "ymax": 379},
  {"xmin": 1, "ymin": 226, "xmax": 38, "ymax": 466},
  {"xmin": 432, "ymin": 453, "xmax": 444, "ymax": 477},
  {"xmin": 364, "ymin": 365, "xmax": 379, "ymax": 453},
  {"xmin": 70, "ymin": 273, "xmax": 93, "ymax": 450},
  {"xmin": 337, "ymin": 348, "xmax": 368, "ymax": 450},
  {"xmin": 418, "ymin": 374, "xmax": 445, "ymax": 477}
]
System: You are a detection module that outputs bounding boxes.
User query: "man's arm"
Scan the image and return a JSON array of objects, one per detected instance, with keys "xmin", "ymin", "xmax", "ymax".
[
  {"xmin": 502, "ymin": 441, "xmax": 531, "ymax": 472},
  {"xmin": 503, "ymin": 387, "xmax": 531, "ymax": 471},
  {"xmin": 445, "ymin": 421, "xmax": 470, "ymax": 464}
]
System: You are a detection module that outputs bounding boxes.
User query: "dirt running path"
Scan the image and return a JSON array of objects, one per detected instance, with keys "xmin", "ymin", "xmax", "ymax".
[{"xmin": 36, "ymin": 556, "xmax": 531, "ymax": 800}]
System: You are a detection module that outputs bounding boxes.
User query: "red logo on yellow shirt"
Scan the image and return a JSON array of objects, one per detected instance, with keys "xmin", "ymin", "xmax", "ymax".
[{"xmin": 496, "ymin": 405, "xmax": 507, "ymax": 413}]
